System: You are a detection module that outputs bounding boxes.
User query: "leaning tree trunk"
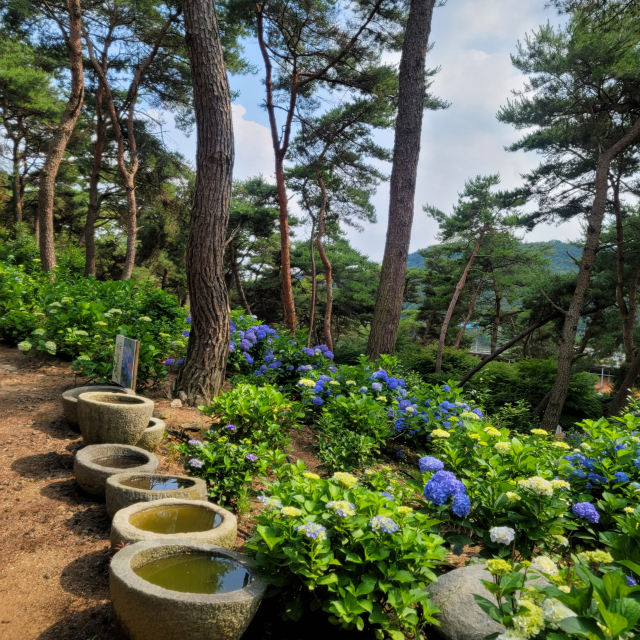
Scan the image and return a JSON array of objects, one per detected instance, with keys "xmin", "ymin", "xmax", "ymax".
[
  {"xmin": 435, "ymin": 232, "xmax": 484, "ymax": 374},
  {"xmin": 174, "ymin": 0, "xmax": 233, "ymax": 405},
  {"xmin": 454, "ymin": 277, "xmax": 483, "ymax": 348},
  {"xmin": 315, "ymin": 171, "xmax": 334, "ymax": 351},
  {"xmin": 366, "ymin": 0, "xmax": 436, "ymax": 359},
  {"xmin": 83, "ymin": 85, "xmax": 105, "ymax": 276},
  {"xmin": 421, "ymin": 310, "xmax": 437, "ymax": 345},
  {"xmin": 37, "ymin": 0, "xmax": 85, "ymax": 272},
  {"xmin": 541, "ymin": 115, "xmax": 640, "ymax": 430}
]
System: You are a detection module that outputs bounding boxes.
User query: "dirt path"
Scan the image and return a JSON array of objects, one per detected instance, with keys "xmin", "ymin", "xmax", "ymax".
[{"xmin": 0, "ymin": 345, "xmax": 204, "ymax": 640}]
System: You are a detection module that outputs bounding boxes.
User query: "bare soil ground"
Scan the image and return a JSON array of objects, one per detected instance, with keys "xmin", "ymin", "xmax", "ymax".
[{"xmin": 0, "ymin": 343, "xmax": 475, "ymax": 640}]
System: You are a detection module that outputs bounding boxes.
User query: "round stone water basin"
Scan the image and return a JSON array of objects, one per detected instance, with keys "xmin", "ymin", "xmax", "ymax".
[
  {"xmin": 78, "ymin": 392, "xmax": 154, "ymax": 445},
  {"xmin": 111, "ymin": 498, "xmax": 236, "ymax": 548},
  {"xmin": 110, "ymin": 540, "xmax": 266, "ymax": 640},
  {"xmin": 134, "ymin": 417, "xmax": 165, "ymax": 452},
  {"xmin": 74, "ymin": 444, "xmax": 159, "ymax": 496},
  {"xmin": 62, "ymin": 385, "xmax": 134, "ymax": 430},
  {"xmin": 106, "ymin": 473, "xmax": 208, "ymax": 518}
]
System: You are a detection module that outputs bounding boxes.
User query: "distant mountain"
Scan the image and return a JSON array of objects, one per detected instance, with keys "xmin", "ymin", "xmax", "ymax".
[{"xmin": 407, "ymin": 240, "xmax": 582, "ymax": 273}]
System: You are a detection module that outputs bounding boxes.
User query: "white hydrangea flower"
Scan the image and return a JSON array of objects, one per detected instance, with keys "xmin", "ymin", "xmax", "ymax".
[
  {"xmin": 489, "ymin": 526, "xmax": 515, "ymax": 545},
  {"xmin": 517, "ymin": 476, "xmax": 553, "ymax": 497},
  {"xmin": 531, "ymin": 556, "xmax": 558, "ymax": 575},
  {"xmin": 44, "ymin": 341, "xmax": 57, "ymax": 354},
  {"xmin": 17, "ymin": 341, "xmax": 32, "ymax": 352},
  {"xmin": 542, "ymin": 598, "xmax": 575, "ymax": 629}
]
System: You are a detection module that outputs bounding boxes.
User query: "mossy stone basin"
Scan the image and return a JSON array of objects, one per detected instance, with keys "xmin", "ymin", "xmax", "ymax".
[
  {"xmin": 78, "ymin": 392, "xmax": 154, "ymax": 445},
  {"xmin": 106, "ymin": 472, "xmax": 208, "ymax": 518},
  {"xmin": 62, "ymin": 385, "xmax": 134, "ymax": 430},
  {"xmin": 135, "ymin": 417, "xmax": 165, "ymax": 452},
  {"xmin": 110, "ymin": 540, "xmax": 266, "ymax": 640},
  {"xmin": 110, "ymin": 498, "xmax": 237, "ymax": 548},
  {"xmin": 74, "ymin": 444, "xmax": 159, "ymax": 496}
]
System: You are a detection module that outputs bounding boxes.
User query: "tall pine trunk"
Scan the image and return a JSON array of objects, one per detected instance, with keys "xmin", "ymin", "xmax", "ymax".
[
  {"xmin": 175, "ymin": 0, "xmax": 233, "ymax": 405},
  {"xmin": 366, "ymin": 0, "xmax": 436, "ymax": 359},
  {"xmin": 421, "ymin": 311, "xmax": 436, "ymax": 345},
  {"xmin": 37, "ymin": 0, "xmax": 85, "ymax": 272},
  {"xmin": 83, "ymin": 85, "xmax": 105, "ymax": 276},
  {"xmin": 308, "ymin": 217, "xmax": 317, "ymax": 347},
  {"xmin": 229, "ymin": 242, "xmax": 252, "ymax": 314},
  {"xmin": 435, "ymin": 232, "xmax": 484, "ymax": 374},
  {"xmin": 541, "ymin": 115, "xmax": 640, "ymax": 430},
  {"xmin": 11, "ymin": 113, "xmax": 24, "ymax": 226},
  {"xmin": 454, "ymin": 277, "xmax": 483, "ymax": 348},
  {"xmin": 315, "ymin": 171, "xmax": 333, "ymax": 351}
]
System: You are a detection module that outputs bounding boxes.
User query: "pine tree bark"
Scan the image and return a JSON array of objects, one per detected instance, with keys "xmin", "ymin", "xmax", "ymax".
[
  {"xmin": 37, "ymin": 0, "xmax": 85, "ymax": 272},
  {"xmin": 315, "ymin": 171, "xmax": 334, "ymax": 351},
  {"xmin": 308, "ymin": 217, "xmax": 317, "ymax": 348},
  {"xmin": 11, "ymin": 112, "xmax": 24, "ymax": 226},
  {"xmin": 174, "ymin": 0, "xmax": 233, "ymax": 406},
  {"xmin": 421, "ymin": 310, "xmax": 436, "ymax": 345},
  {"xmin": 366, "ymin": 0, "xmax": 436, "ymax": 359},
  {"xmin": 491, "ymin": 279, "xmax": 501, "ymax": 353},
  {"xmin": 541, "ymin": 115, "xmax": 640, "ymax": 430},
  {"xmin": 435, "ymin": 231, "xmax": 484, "ymax": 374},
  {"xmin": 83, "ymin": 85, "xmax": 105, "ymax": 276},
  {"xmin": 455, "ymin": 277, "xmax": 483, "ymax": 348},
  {"xmin": 608, "ymin": 349, "xmax": 640, "ymax": 416}
]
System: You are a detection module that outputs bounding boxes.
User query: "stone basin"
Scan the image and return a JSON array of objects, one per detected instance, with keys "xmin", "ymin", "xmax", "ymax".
[
  {"xmin": 62, "ymin": 385, "xmax": 134, "ymax": 430},
  {"xmin": 110, "ymin": 540, "xmax": 266, "ymax": 640},
  {"xmin": 135, "ymin": 417, "xmax": 165, "ymax": 452},
  {"xmin": 78, "ymin": 392, "xmax": 154, "ymax": 445},
  {"xmin": 106, "ymin": 472, "xmax": 208, "ymax": 518},
  {"xmin": 74, "ymin": 444, "xmax": 159, "ymax": 496},
  {"xmin": 110, "ymin": 498, "xmax": 237, "ymax": 548}
]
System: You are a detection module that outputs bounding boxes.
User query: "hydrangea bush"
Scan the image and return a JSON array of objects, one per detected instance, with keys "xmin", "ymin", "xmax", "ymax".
[{"xmin": 245, "ymin": 464, "xmax": 447, "ymax": 639}]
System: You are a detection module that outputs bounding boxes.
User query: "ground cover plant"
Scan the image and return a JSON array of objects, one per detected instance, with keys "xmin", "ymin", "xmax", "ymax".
[{"xmin": 0, "ymin": 259, "xmax": 188, "ymax": 385}]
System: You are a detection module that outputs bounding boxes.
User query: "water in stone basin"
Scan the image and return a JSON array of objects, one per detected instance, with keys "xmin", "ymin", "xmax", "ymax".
[
  {"xmin": 129, "ymin": 505, "xmax": 222, "ymax": 534},
  {"xmin": 134, "ymin": 554, "xmax": 251, "ymax": 594},
  {"xmin": 93, "ymin": 455, "xmax": 147, "ymax": 469},
  {"xmin": 122, "ymin": 476, "xmax": 195, "ymax": 491}
]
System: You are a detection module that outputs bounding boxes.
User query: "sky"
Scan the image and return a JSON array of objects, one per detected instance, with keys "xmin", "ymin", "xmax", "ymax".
[{"xmin": 162, "ymin": 0, "xmax": 582, "ymax": 263}]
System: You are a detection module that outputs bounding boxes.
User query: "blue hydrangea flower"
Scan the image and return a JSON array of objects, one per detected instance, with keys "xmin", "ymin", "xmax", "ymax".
[
  {"xmin": 396, "ymin": 450, "xmax": 405, "ymax": 458},
  {"xmin": 572, "ymin": 502, "xmax": 599, "ymax": 524},
  {"xmin": 245, "ymin": 331, "xmax": 256, "ymax": 341},
  {"xmin": 240, "ymin": 339, "xmax": 251, "ymax": 350},
  {"xmin": 443, "ymin": 421, "xmax": 451, "ymax": 428},
  {"xmin": 264, "ymin": 353, "xmax": 275, "ymax": 363},
  {"xmin": 452, "ymin": 492, "xmax": 471, "ymax": 517},
  {"xmin": 359, "ymin": 387, "xmax": 367, "ymax": 393},
  {"xmin": 634, "ymin": 458, "xmax": 640, "ymax": 468},
  {"xmin": 164, "ymin": 358, "xmax": 175, "ymax": 366},
  {"xmin": 628, "ymin": 576, "xmax": 638, "ymax": 586},
  {"xmin": 372, "ymin": 382, "xmax": 383, "ymax": 392},
  {"xmin": 189, "ymin": 458, "xmax": 204, "ymax": 468},
  {"xmin": 269, "ymin": 362, "xmax": 281, "ymax": 369},
  {"xmin": 258, "ymin": 495, "xmax": 282, "ymax": 509},
  {"xmin": 243, "ymin": 353, "xmax": 254, "ymax": 364},
  {"xmin": 312, "ymin": 397, "xmax": 323, "ymax": 406},
  {"xmin": 177, "ymin": 359, "xmax": 184, "ymax": 364},
  {"xmin": 394, "ymin": 419, "xmax": 406, "ymax": 432},
  {"xmin": 370, "ymin": 516, "xmax": 399, "ymax": 533},
  {"xmin": 225, "ymin": 424, "xmax": 237, "ymax": 431},
  {"xmin": 257, "ymin": 330, "xmax": 266, "ymax": 339},
  {"xmin": 297, "ymin": 365, "xmax": 313, "ymax": 372},
  {"xmin": 614, "ymin": 472, "xmax": 629, "ymax": 483},
  {"xmin": 442, "ymin": 385, "xmax": 451, "ymax": 392},
  {"xmin": 615, "ymin": 444, "xmax": 626, "ymax": 451},
  {"xmin": 324, "ymin": 351, "xmax": 334, "ymax": 359},
  {"xmin": 228, "ymin": 342, "xmax": 235, "ymax": 353},
  {"xmin": 419, "ymin": 456, "xmax": 444, "ymax": 473},
  {"xmin": 381, "ymin": 492, "xmax": 394, "ymax": 502},
  {"xmin": 188, "ymin": 439, "xmax": 203, "ymax": 446},
  {"xmin": 387, "ymin": 378, "xmax": 398, "ymax": 390},
  {"xmin": 423, "ymin": 470, "xmax": 466, "ymax": 507},
  {"xmin": 302, "ymin": 347, "xmax": 315, "ymax": 357},
  {"xmin": 472, "ymin": 408, "xmax": 483, "ymax": 417},
  {"xmin": 588, "ymin": 473, "xmax": 607, "ymax": 485},
  {"xmin": 182, "ymin": 330, "xmax": 190, "ymax": 337},
  {"xmin": 246, "ymin": 454, "xmax": 258, "ymax": 462},
  {"xmin": 296, "ymin": 522, "xmax": 327, "ymax": 540}
]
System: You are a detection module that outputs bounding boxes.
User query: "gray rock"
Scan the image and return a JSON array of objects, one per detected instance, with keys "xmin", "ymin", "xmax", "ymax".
[
  {"xmin": 74, "ymin": 443, "xmax": 158, "ymax": 496},
  {"xmin": 106, "ymin": 472, "xmax": 208, "ymax": 518},
  {"xmin": 110, "ymin": 540, "xmax": 266, "ymax": 640},
  {"xmin": 78, "ymin": 392, "xmax": 154, "ymax": 445},
  {"xmin": 170, "ymin": 399, "xmax": 182, "ymax": 408},
  {"xmin": 135, "ymin": 418, "xmax": 165, "ymax": 452},
  {"xmin": 426, "ymin": 564, "xmax": 549, "ymax": 640},
  {"xmin": 110, "ymin": 498, "xmax": 237, "ymax": 548},
  {"xmin": 62, "ymin": 385, "xmax": 133, "ymax": 429}
]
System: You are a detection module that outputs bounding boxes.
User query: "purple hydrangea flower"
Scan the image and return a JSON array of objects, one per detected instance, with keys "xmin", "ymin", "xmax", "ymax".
[
  {"xmin": 472, "ymin": 408, "xmax": 483, "ymax": 418},
  {"xmin": 627, "ymin": 576, "xmax": 638, "ymax": 586},
  {"xmin": 245, "ymin": 331, "xmax": 256, "ymax": 341},
  {"xmin": 572, "ymin": 502, "xmax": 599, "ymax": 524},
  {"xmin": 381, "ymin": 492, "xmax": 394, "ymax": 502},
  {"xmin": 370, "ymin": 516, "xmax": 399, "ymax": 533},
  {"xmin": 419, "ymin": 456, "xmax": 444, "ymax": 473},
  {"xmin": 323, "ymin": 351, "xmax": 334, "ymax": 359},
  {"xmin": 423, "ymin": 470, "xmax": 466, "ymax": 507},
  {"xmin": 228, "ymin": 342, "xmax": 235, "ymax": 353},
  {"xmin": 264, "ymin": 353, "xmax": 275, "ymax": 363},
  {"xmin": 182, "ymin": 330, "xmax": 190, "ymax": 337},
  {"xmin": 246, "ymin": 454, "xmax": 258, "ymax": 462},
  {"xmin": 177, "ymin": 359, "xmax": 184, "ymax": 364},
  {"xmin": 186, "ymin": 315, "xmax": 192, "ymax": 324},
  {"xmin": 189, "ymin": 458, "xmax": 204, "ymax": 468},
  {"xmin": 164, "ymin": 358, "xmax": 175, "ymax": 366},
  {"xmin": 188, "ymin": 439, "xmax": 203, "ymax": 446},
  {"xmin": 240, "ymin": 339, "xmax": 251, "ymax": 350},
  {"xmin": 396, "ymin": 450, "xmax": 405, "ymax": 458},
  {"xmin": 302, "ymin": 347, "xmax": 315, "ymax": 357},
  {"xmin": 243, "ymin": 352, "xmax": 254, "ymax": 364},
  {"xmin": 372, "ymin": 369, "xmax": 389, "ymax": 382},
  {"xmin": 225, "ymin": 424, "xmax": 237, "ymax": 431},
  {"xmin": 312, "ymin": 397, "xmax": 323, "ymax": 406}
]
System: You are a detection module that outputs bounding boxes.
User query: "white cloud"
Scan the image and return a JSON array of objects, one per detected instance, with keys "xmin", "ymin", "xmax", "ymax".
[{"xmin": 231, "ymin": 104, "xmax": 275, "ymax": 181}]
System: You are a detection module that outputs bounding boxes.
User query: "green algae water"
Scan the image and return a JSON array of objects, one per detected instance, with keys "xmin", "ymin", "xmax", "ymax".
[
  {"xmin": 134, "ymin": 554, "xmax": 251, "ymax": 594},
  {"xmin": 93, "ymin": 455, "xmax": 146, "ymax": 469},
  {"xmin": 122, "ymin": 476, "xmax": 194, "ymax": 491},
  {"xmin": 129, "ymin": 506, "xmax": 222, "ymax": 534}
]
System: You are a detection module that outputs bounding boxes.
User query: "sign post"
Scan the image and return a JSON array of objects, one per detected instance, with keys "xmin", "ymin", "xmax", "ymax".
[{"xmin": 112, "ymin": 335, "xmax": 140, "ymax": 391}]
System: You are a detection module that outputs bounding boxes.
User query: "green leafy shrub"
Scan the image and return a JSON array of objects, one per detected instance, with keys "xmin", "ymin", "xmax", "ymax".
[
  {"xmin": 203, "ymin": 383, "xmax": 303, "ymax": 449},
  {"xmin": 246, "ymin": 466, "xmax": 447, "ymax": 638}
]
